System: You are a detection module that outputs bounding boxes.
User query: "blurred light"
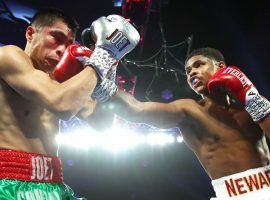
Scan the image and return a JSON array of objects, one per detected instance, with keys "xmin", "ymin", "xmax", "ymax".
[
  {"xmin": 67, "ymin": 159, "xmax": 74, "ymax": 166},
  {"xmin": 161, "ymin": 89, "xmax": 173, "ymax": 100},
  {"xmin": 99, "ymin": 128, "xmax": 144, "ymax": 153},
  {"xmin": 176, "ymin": 136, "xmax": 183, "ymax": 143},
  {"xmin": 130, "ymin": 0, "xmax": 146, "ymax": 2},
  {"xmin": 56, "ymin": 126, "xmax": 182, "ymax": 153},
  {"xmin": 57, "ymin": 115, "xmax": 182, "ymax": 153},
  {"xmin": 146, "ymin": 132, "xmax": 174, "ymax": 145},
  {"xmin": 117, "ymin": 75, "xmax": 137, "ymax": 95},
  {"xmin": 113, "ymin": 0, "xmax": 123, "ymax": 7},
  {"xmin": 108, "ymin": 103, "xmax": 115, "ymax": 110},
  {"xmin": 139, "ymin": 36, "xmax": 144, "ymax": 43}
]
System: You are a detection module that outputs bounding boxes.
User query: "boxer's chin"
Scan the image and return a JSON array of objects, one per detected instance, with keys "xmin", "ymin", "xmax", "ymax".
[
  {"xmin": 193, "ymin": 85, "xmax": 208, "ymax": 95},
  {"xmin": 43, "ymin": 60, "xmax": 55, "ymax": 72}
]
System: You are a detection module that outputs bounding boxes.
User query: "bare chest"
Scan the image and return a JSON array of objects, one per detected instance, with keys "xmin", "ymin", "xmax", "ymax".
[
  {"xmin": 179, "ymin": 101, "xmax": 262, "ymax": 148},
  {"xmin": 0, "ymin": 82, "xmax": 42, "ymax": 126},
  {"xmin": 0, "ymin": 82, "xmax": 59, "ymax": 154}
]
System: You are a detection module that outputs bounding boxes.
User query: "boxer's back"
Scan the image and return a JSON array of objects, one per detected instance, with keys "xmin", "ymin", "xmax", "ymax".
[
  {"xmin": 179, "ymin": 98, "xmax": 270, "ymax": 179},
  {"xmin": 0, "ymin": 79, "xmax": 58, "ymax": 155}
]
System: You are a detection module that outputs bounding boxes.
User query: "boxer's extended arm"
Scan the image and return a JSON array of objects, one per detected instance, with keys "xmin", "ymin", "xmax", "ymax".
[
  {"xmin": 108, "ymin": 91, "xmax": 190, "ymax": 129},
  {"xmin": 0, "ymin": 45, "xmax": 97, "ymax": 120}
]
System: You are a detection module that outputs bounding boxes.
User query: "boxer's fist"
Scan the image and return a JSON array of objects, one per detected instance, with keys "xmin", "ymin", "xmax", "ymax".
[
  {"xmin": 208, "ymin": 66, "xmax": 270, "ymax": 121},
  {"xmin": 54, "ymin": 44, "xmax": 92, "ymax": 82},
  {"xmin": 208, "ymin": 66, "xmax": 253, "ymax": 103},
  {"xmin": 84, "ymin": 14, "xmax": 140, "ymax": 60},
  {"xmin": 80, "ymin": 15, "xmax": 140, "ymax": 80}
]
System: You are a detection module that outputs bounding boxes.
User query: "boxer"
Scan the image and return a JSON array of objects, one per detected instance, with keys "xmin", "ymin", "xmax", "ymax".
[
  {"xmin": 0, "ymin": 6, "xmax": 139, "ymax": 199},
  {"xmin": 101, "ymin": 47, "xmax": 270, "ymax": 199}
]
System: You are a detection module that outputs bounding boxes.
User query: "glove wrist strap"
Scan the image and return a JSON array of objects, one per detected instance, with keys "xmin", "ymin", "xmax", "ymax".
[
  {"xmin": 91, "ymin": 79, "xmax": 118, "ymax": 102},
  {"xmin": 82, "ymin": 46, "xmax": 117, "ymax": 80},
  {"xmin": 245, "ymin": 93, "xmax": 270, "ymax": 122}
]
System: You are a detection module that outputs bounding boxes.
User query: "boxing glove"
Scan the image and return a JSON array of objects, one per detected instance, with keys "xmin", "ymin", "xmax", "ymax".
[
  {"xmin": 54, "ymin": 44, "xmax": 92, "ymax": 83},
  {"xmin": 81, "ymin": 14, "xmax": 140, "ymax": 80},
  {"xmin": 208, "ymin": 66, "xmax": 270, "ymax": 122},
  {"xmin": 54, "ymin": 44, "xmax": 117, "ymax": 103}
]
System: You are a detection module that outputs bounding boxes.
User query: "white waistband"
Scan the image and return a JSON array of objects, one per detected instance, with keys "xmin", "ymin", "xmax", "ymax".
[{"xmin": 211, "ymin": 165, "xmax": 270, "ymax": 199}]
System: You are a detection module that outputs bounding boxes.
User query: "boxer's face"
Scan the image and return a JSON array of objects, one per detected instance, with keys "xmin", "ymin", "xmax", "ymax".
[
  {"xmin": 185, "ymin": 55, "xmax": 221, "ymax": 95},
  {"xmin": 26, "ymin": 19, "xmax": 74, "ymax": 72}
]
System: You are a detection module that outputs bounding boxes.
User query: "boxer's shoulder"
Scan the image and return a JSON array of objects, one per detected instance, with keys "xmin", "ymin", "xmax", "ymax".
[
  {"xmin": 0, "ymin": 45, "xmax": 23, "ymax": 53},
  {"xmin": 0, "ymin": 45, "xmax": 30, "ymax": 67},
  {"xmin": 0, "ymin": 45, "xmax": 26, "ymax": 64},
  {"xmin": 171, "ymin": 98, "xmax": 200, "ymax": 112}
]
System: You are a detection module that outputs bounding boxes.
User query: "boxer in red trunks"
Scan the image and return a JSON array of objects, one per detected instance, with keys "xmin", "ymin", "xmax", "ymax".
[{"xmin": 0, "ymin": 7, "xmax": 139, "ymax": 199}]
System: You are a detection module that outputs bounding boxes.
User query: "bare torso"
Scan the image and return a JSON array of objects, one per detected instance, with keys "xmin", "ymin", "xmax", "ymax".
[
  {"xmin": 179, "ymin": 98, "xmax": 270, "ymax": 179},
  {"xmin": 0, "ymin": 79, "xmax": 59, "ymax": 155}
]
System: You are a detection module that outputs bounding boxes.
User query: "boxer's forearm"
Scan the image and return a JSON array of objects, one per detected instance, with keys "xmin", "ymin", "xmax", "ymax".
[
  {"xmin": 77, "ymin": 98, "xmax": 97, "ymax": 119},
  {"xmin": 110, "ymin": 91, "xmax": 184, "ymax": 128},
  {"xmin": 111, "ymin": 91, "xmax": 143, "ymax": 120}
]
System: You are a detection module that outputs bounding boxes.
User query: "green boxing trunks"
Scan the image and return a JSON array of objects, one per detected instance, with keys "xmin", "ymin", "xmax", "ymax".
[
  {"xmin": 0, "ymin": 149, "xmax": 86, "ymax": 200},
  {"xmin": 0, "ymin": 179, "xmax": 77, "ymax": 200}
]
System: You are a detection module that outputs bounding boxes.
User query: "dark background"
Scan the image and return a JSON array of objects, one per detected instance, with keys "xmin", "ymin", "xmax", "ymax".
[{"xmin": 1, "ymin": 0, "xmax": 270, "ymax": 199}]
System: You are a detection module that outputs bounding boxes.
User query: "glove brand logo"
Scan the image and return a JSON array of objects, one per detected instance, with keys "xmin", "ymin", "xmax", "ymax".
[
  {"xmin": 222, "ymin": 67, "xmax": 251, "ymax": 88},
  {"xmin": 106, "ymin": 29, "xmax": 130, "ymax": 52},
  {"xmin": 248, "ymin": 91, "xmax": 256, "ymax": 96}
]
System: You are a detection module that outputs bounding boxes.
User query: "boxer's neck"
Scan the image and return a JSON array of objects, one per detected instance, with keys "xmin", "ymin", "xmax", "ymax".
[{"xmin": 203, "ymin": 93, "xmax": 231, "ymax": 108}]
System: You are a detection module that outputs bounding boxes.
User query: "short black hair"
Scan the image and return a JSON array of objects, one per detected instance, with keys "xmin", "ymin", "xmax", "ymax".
[
  {"xmin": 185, "ymin": 47, "xmax": 226, "ymax": 64},
  {"xmin": 30, "ymin": 7, "xmax": 79, "ymax": 35}
]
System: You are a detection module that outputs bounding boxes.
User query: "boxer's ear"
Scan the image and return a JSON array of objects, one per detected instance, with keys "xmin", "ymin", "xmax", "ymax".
[
  {"xmin": 25, "ymin": 26, "xmax": 35, "ymax": 42},
  {"xmin": 217, "ymin": 61, "xmax": 226, "ymax": 68}
]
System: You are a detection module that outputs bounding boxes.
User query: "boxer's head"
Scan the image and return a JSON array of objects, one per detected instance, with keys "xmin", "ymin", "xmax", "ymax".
[
  {"xmin": 25, "ymin": 7, "xmax": 79, "ymax": 72},
  {"xmin": 185, "ymin": 47, "xmax": 226, "ymax": 95}
]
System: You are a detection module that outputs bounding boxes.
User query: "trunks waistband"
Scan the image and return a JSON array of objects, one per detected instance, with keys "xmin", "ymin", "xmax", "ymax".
[
  {"xmin": 212, "ymin": 165, "xmax": 270, "ymax": 198},
  {"xmin": 0, "ymin": 149, "xmax": 63, "ymax": 183}
]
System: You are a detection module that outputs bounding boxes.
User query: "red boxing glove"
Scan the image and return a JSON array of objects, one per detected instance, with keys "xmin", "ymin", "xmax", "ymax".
[
  {"xmin": 208, "ymin": 66, "xmax": 270, "ymax": 122},
  {"xmin": 54, "ymin": 44, "xmax": 92, "ymax": 83},
  {"xmin": 207, "ymin": 66, "xmax": 252, "ymax": 103}
]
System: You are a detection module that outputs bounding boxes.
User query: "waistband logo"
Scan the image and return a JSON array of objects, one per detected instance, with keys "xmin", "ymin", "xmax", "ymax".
[
  {"xmin": 30, "ymin": 156, "xmax": 53, "ymax": 181},
  {"xmin": 225, "ymin": 170, "xmax": 270, "ymax": 197}
]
